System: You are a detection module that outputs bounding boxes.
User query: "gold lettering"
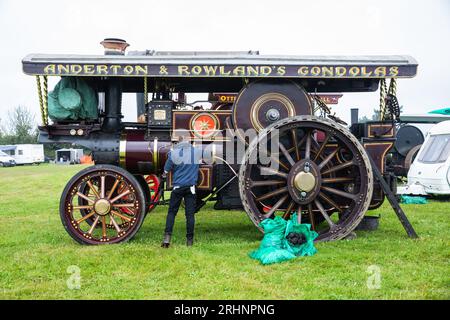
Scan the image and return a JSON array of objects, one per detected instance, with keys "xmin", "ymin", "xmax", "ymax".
[
  {"xmin": 247, "ymin": 66, "xmax": 259, "ymax": 76},
  {"xmin": 135, "ymin": 65, "xmax": 148, "ymax": 75},
  {"xmin": 97, "ymin": 65, "xmax": 108, "ymax": 75},
  {"xmin": 178, "ymin": 65, "xmax": 190, "ymax": 75},
  {"xmin": 191, "ymin": 66, "xmax": 202, "ymax": 75},
  {"xmin": 57, "ymin": 64, "xmax": 69, "ymax": 74},
  {"xmin": 203, "ymin": 65, "xmax": 218, "ymax": 76},
  {"xmin": 70, "ymin": 65, "xmax": 82, "ymax": 74},
  {"xmin": 232, "ymin": 66, "xmax": 245, "ymax": 76},
  {"xmin": 260, "ymin": 66, "xmax": 272, "ymax": 76},
  {"xmin": 277, "ymin": 66, "xmax": 286, "ymax": 76},
  {"xmin": 44, "ymin": 64, "xmax": 56, "ymax": 74},
  {"xmin": 361, "ymin": 67, "xmax": 373, "ymax": 77},
  {"xmin": 322, "ymin": 66, "xmax": 334, "ymax": 77},
  {"xmin": 349, "ymin": 67, "xmax": 360, "ymax": 77},
  {"xmin": 335, "ymin": 67, "xmax": 347, "ymax": 77},
  {"xmin": 124, "ymin": 65, "xmax": 134, "ymax": 75},
  {"xmin": 298, "ymin": 66, "xmax": 309, "ymax": 76},
  {"xmin": 219, "ymin": 66, "xmax": 231, "ymax": 75},
  {"xmin": 110, "ymin": 65, "xmax": 121, "ymax": 75},
  {"xmin": 374, "ymin": 67, "xmax": 387, "ymax": 77},
  {"xmin": 84, "ymin": 65, "xmax": 95, "ymax": 74},
  {"xmin": 389, "ymin": 66, "xmax": 399, "ymax": 77},
  {"xmin": 311, "ymin": 66, "xmax": 321, "ymax": 76}
]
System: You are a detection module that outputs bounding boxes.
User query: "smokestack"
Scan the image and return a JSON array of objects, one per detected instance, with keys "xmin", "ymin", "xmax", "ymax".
[
  {"xmin": 100, "ymin": 38, "xmax": 129, "ymax": 55},
  {"xmin": 351, "ymin": 108, "xmax": 359, "ymax": 125}
]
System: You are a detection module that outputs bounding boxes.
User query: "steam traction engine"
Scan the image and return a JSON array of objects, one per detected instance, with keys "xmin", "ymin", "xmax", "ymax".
[{"xmin": 22, "ymin": 39, "xmax": 418, "ymax": 245}]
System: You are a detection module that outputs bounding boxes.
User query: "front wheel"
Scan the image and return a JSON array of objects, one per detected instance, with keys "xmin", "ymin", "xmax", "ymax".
[{"xmin": 60, "ymin": 164, "xmax": 146, "ymax": 245}]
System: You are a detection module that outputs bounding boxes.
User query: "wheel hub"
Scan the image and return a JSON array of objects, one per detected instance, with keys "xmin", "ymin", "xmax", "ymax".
[
  {"xmin": 94, "ymin": 199, "xmax": 111, "ymax": 216},
  {"xmin": 287, "ymin": 160, "xmax": 322, "ymax": 204},
  {"xmin": 294, "ymin": 171, "xmax": 316, "ymax": 192}
]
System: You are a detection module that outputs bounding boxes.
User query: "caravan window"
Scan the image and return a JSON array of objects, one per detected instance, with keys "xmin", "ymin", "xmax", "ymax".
[
  {"xmin": 18, "ymin": 150, "xmax": 23, "ymax": 155},
  {"xmin": 418, "ymin": 134, "xmax": 450, "ymax": 163}
]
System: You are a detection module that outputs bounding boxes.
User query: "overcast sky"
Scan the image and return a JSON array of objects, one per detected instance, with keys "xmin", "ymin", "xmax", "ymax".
[{"xmin": 0, "ymin": 0, "xmax": 449, "ymax": 125}]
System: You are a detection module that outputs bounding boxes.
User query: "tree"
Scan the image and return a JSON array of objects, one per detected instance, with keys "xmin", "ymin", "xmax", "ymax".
[{"xmin": 0, "ymin": 106, "xmax": 38, "ymax": 145}]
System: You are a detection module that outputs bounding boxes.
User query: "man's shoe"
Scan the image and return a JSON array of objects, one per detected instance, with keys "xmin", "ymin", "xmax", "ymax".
[
  {"xmin": 186, "ymin": 238, "xmax": 194, "ymax": 247},
  {"xmin": 161, "ymin": 233, "xmax": 171, "ymax": 248}
]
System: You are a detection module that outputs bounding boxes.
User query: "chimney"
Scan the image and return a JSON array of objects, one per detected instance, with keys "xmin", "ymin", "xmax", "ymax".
[{"xmin": 100, "ymin": 38, "xmax": 129, "ymax": 55}]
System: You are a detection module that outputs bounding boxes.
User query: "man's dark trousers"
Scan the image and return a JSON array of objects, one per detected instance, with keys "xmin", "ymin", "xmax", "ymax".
[{"xmin": 164, "ymin": 186, "xmax": 196, "ymax": 240}]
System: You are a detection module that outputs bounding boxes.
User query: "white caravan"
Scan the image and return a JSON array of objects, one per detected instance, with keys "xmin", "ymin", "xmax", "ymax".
[
  {"xmin": 0, "ymin": 144, "xmax": 44, "ymax": 165},
  {"xmin": 399, "ymin": 120, "xmax": 450, "ymax": 195}
]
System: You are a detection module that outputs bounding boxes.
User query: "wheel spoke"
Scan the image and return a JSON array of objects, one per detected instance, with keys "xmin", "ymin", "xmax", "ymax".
[
  {"xmin": 72, "ymin": 205, "xmax": 93, "ymax": 210},
  {"xmin": 111, "ymin": 210, "xmax": 132, "ymax": 222},
  {"xmin": 109, "ymin": 215, "xmax": 122, "ymax": 233},
  {"xmin": 107, "ymin": 178, "xmax": 120, "ymax": 200},
  {"xmin": 87, "ymin": 215, "xmax": 100, "ymax": 235},
  {"xmin": 86, "ymin": 180, "xmax": 100, "ymax": 199},
  {"xmin": 76, "ymin": 210, "xmax": 95, "ymax": 224},
  {"xmin": 305, "ymin": 133, "xmax": 312, "ymax": 160},
  {"xmin": 314, "ymin": 199, "xmax": 335, "ymax": 227},
  {"xmin": 76, "ymin": 192, "xmax": 95, "ymax": 204},
  {"xmin": 258, "ymin": 165, "xmax": 288, "ymax": 179},
  {"xmin": 291, "ymin": 129, "xmax": 300, "ymax": 161},
  {"xmin": 282, "ymin": 201, "xmax": 295, "ymax": 219},
  {"xmin": 321, "ymin": 186, "xmax": 357, "ymax": 200},
  {"xmin": 100, "ymin": 176, "xmax": 106, "ymax": 198},
  {"xmin": 251, "ymin": 180, "xmax": 286, "ymax": 188},
  {"xmin": 308, "ymin": 203, "xmax": 315, "ymax": 230},
  {"xmin": 255, "ymin": 186, "xmax": 288, "ymax": 202},
  {"xmin": 101, "ymin": 216, "xmax": 107, "ymax": 238},
  {"xmin": 110, "ymin": 189, "xmax": 131, "ymax": 203},
  {"xmin": 112, "ymin": 203, "xmax": 136, "ymax": 208},
  {"xmin": 297, "ymin": 205, "xmax": 302, "ymax": 224},
  {"xmin": 318, "ymin": 192, "xmax": 343, "ymax": 213},
  {"xmin": 279, "ymin": 142, "xmax": 295, "ymax": 167},
  {"xmin": 322, "ymin": 161, "xmax": 355, "ymax": 175},
  {"xmin": 313, "ymin": 133, "xmax": 330, "ymax": 161},
  {"xmin": 318, "ymin": 148, "xmax": 339, "ymax": 170},
  {"xmin": 322, "ymin": 177, "xmax": 355, "ymax": 183},
  {"xmin": 263, "ymin": 195, "xmax": 288, "ymax": 219}
]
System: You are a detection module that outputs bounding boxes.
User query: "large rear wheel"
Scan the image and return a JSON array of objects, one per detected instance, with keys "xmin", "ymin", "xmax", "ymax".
[{"xmin": 239, "ymin": 115, "xmax": 373, "ymax": 241}]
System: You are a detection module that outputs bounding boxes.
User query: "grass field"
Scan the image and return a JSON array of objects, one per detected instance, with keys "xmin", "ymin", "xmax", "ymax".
[{"xmin": 0, "ymin": 164, "xmax": 449, "ymax": 299}]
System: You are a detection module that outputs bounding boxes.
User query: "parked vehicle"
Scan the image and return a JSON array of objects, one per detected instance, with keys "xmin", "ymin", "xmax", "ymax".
[
  {"xmin": 399, "ymin": 120, "xmax": 450, "ymax": 195},
  {"xmin": 0, "ymin": 150, "xmax": 16, "ymax": 167},
  {"xmin": 0, "ymin": 144, "xmax": 44, "ymax": 165}
]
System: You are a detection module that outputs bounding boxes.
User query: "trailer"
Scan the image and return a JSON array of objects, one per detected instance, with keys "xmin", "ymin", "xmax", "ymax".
[
  {"xmin": 22, "ymin": 38, "xmax": 419, "ymax": 245},
  {"xmin": 0, "ymin": 144, "xmax": 44, "ymax": 165},
  {"xmin": 55, "ymin": 148, "xmax": 84, "ymax": 164},
  {"xmin": 398, "ymin": 120, "xmax": 450, "ymax": 195}
]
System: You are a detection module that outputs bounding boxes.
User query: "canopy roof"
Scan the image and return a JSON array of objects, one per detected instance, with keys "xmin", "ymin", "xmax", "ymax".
[{"xmin": 22, "ymin": 53, "xmax": 418, "ymax": 79}]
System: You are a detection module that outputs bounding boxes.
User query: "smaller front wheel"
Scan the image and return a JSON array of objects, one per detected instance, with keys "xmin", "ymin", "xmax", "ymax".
[{"xmin": 60, "ymin": 164, "xmax": 146, "ymax": 245}]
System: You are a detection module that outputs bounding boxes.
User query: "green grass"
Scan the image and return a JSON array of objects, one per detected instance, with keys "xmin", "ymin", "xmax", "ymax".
[{"xmin": 0, "ymin": 164, "xmax": 449, "ymax": 300}]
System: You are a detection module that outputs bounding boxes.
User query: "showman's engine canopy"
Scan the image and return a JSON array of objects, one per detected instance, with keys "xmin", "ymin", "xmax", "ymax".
[{"xmin": 22, "ymin": 38, "xmax": 418, "ymax": 244}]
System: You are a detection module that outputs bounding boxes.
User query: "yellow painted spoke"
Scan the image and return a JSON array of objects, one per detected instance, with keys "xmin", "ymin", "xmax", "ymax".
[
  {"xmin": 111, "ymin": 210, "xmax": 132, "ymax": 222},
  {"xmin": 87, "ymin": 216, "xmax": 100, "ymax": 235},
  {"xmin": 76, "ymin": 210, "xmax": 95, "ymax": 224},
  {"xmin": 107, "ymin": 178, "xmax": 120, "ymax": 200},
  {"xmin": 110, "ymin": 190, "xmax": 131, "ymax": 203},
  {"xmin": 87, "ymin": 180, "xmax": 100, "ymax": 199},
  {"xmin": 76, "ymin": 192, "xmax": 95, "ymax": 204}
]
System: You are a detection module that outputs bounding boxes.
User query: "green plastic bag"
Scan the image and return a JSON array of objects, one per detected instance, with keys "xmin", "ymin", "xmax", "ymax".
[
  {"xmin": 249, "ymin": 214, "xmax": 318, "ymax": 265},
  {"xmin": 48, "ymin": 77, "xmax": 98, "ymax": 121},
  {"xmin": 400, "ymin": 195, "xmax": 428, "ymax": 204}
]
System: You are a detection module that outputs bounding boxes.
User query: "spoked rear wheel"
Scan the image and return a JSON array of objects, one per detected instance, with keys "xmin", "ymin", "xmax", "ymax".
[
  {"xmin": 60, "ymin": 165, "xmax": 146, "ymax": 245},
  {"xmin": 239, "ymin": 115, "xmax": 373, "ymax": 241}
]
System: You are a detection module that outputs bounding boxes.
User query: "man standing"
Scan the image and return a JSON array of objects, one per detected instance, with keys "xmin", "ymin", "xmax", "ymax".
[{"xmin": 161, "ymin": 135, "xmax": 202, "ymax": 248}]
